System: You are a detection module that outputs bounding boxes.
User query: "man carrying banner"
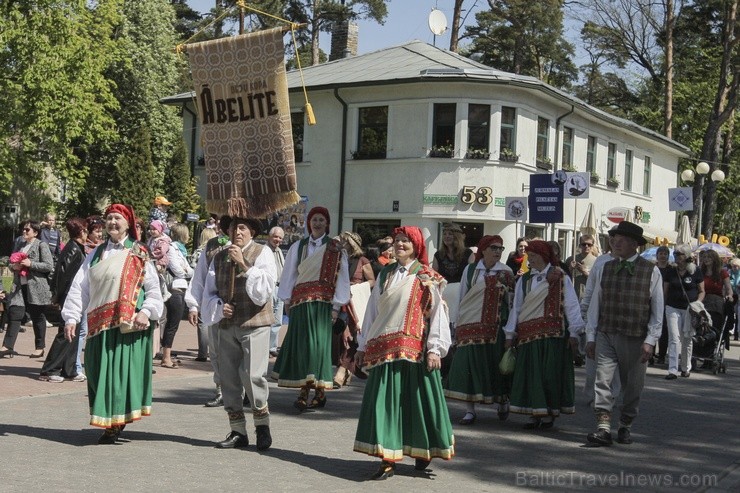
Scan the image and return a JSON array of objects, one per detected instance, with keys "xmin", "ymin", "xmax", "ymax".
[{"xmin": 201, "ymin": 217, "xmax": 277, "ymax": 451}]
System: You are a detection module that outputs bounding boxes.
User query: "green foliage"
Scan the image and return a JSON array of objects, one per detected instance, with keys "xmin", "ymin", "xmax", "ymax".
[
  {"xmin": 464, "ymin": 0, "xmax": 577, "ymax": 89},
  {"xmin": 112, "ymin": 126, "xmax": 156, "ymax": 220},
  {"xmin": 164, "ymin": 139, "xmax": 195, "ymax": 218}
]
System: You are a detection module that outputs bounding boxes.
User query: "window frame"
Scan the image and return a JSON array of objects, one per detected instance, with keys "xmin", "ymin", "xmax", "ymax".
[
  {"xmin": 499, "ymin": 106, "xmax": 517, "ymax": 153},
  {"xmin": 355, "ymin": 105, "xmax": 388, "ymax": 160}
]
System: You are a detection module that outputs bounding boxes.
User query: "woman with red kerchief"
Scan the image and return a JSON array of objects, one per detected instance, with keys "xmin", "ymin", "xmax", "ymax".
[
  {"xmin": 272, "ymin": 207, "xmax": 350, "ymax": 411},
  {"xmin": 503, "ymin": 240, "xmax": 584, "ymax": 430},
  {"xmin": 354, "ymin": 226, "xmax": 454, "ymax": 480},
  {"xmin": 62, "ymin": 204, "xmax": 163, "ymax": 444},
  {"xmin": 445, "ymin": 235, "xmax": 515, "ymax": 425}
]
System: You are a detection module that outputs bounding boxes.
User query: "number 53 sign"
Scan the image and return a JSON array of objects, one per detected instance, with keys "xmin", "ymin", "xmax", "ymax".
[{"xmin": 460, "ymin": 186, "xmax": 493, "ymax": 205}]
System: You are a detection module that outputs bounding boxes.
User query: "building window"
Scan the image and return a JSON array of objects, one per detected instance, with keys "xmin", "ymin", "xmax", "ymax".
[
  {"xmin": 607, "ymin": 142, "xmax": 617, "ymax": 179},
  {"xmin": 291, "ymin": 111, "xmax": 304, "ymax": 162},
  {"xmin": 586, "ymin": 135, "xmax": 597, "ymax": 173},
  {"xmin": 562, "ymin": 126, "xmax": 574, "ymax": 169},
  {"xmin": 467, "ymin": 104, "xmax": 490, "ymax": 155},
  {"xmin": 643, "ymin": 156, "xmax": 652, "ymax": 195},
  {"xmin": 432, "ymin": 103, "xmax": 456, "ymax": 155},
  {"xmin": 624, "ymin": 149, "xmax": 633, "ymax": 191},
  {"xmin": 354, "ymin": 106, "xmax": 387, "ymax": 159},
  {"xmin": 536, "ymin": 117, "xmax": 549, "ymax": 165},
  {"xmin": 500, "ymin": 106, "xmax": 517, "ymax": 153}
]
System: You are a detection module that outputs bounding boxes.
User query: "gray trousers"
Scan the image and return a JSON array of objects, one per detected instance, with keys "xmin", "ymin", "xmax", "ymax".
[
  {"xmin": 208, "ymin": 324, "xmax": 221, "ymax": 387},
  {"xmin": 218, "ymin": 323, "xmax": 270, "ymax": 434},
  {"xmin": 197, "ymin": 319, "xmax": 209, "ymax": 359},
  {"xmin": 594, "ymin": 332, "xmax": 647, "ymax": 428}
]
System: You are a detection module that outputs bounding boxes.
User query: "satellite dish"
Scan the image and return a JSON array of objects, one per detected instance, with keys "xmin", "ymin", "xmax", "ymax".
[{"xmin": 428, "ymin": 9, "xmax": 448, "ymax": 36}]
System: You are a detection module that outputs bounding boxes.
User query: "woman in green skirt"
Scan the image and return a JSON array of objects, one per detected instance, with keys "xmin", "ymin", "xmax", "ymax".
[
  {"xmin": 354, "ymin": 226, "xmax": 454, "ymax": 480},
  {"xmin": 503, "ymin": 240, "xmax": 584, "ymax": 429},
  {"xmin": 272, "ymin": 207, "xmax": 350, "ymax": 410},
  {"xmin": 62, "ymin": 203, "xmax": 163, "ymax": 444},
  {"xmin": 445, "ymin": 235, "xmax": 514, "ymax": 425}
]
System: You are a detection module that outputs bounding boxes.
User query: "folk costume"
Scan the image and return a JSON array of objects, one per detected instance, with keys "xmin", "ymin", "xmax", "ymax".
[
  {"xmin": 354, "ymin": 226, "xmax": 454, "ymax": 475},
  {"xmin": 201, "ymin": 225, "xmax": 277, "ymax": 450},
  {"xmin": 62, "ymin": 204, "xmax": 163, "ymax": 440},
  {"xmin": 504, "ymin": 241, "xmax": 584, "ymax": 426},
  {"xmin": 272, "ymin": 207, "xmax": 350, "ymax": 409},
  {"xmin": 445, "ymin": 235, "xmax": 514, "ymax": 418}
]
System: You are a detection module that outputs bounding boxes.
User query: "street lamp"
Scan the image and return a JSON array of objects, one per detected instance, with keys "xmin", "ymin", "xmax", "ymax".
[{"xmin": 680, "ymin": 161, "xmax": 725, "ymax": 237}]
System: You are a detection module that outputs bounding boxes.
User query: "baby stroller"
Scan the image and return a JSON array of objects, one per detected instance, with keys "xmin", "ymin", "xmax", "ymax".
[{"xmin": 690, "ymin": 295, "xmax": 730, "ymax": 375}]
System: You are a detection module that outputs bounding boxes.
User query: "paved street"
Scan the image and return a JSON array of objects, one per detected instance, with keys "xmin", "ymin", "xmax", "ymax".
[{"xmin": 1, "ymin": 322, "xmax": 739, "ymax": 492}]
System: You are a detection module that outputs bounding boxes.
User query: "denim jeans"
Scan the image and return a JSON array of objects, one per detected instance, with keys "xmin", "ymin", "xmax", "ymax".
[{"xmin": 75, "ymin": 314, "xmax": 88, "ymax": 375}]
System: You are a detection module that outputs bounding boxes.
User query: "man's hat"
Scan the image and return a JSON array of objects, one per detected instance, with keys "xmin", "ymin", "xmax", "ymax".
[
  {"xmin": 153, "ymin": 196, "xmax": 172, "ymax": 206},
  {"xmin": 608, "ymin": 221, "xmax": 647, "ymax": 246},
  {"xmin": 232, "ymin": 217, "xmax": 263, "ymax": 235}
]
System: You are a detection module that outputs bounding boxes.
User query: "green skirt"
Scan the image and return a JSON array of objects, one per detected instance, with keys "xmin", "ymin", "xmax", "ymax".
[
  {"xmin": 354, "ymin": 360, "xmax": 455, "ymax": 462},
  {"xmin": 509, "ymin": 333, "xmax": 575, "ymax": 417},
  {"xmin": 445, "ymin": 330, "xmax": 511, "ymax": 404},
  {"xmin": 85, "ymin": 325, "xmax": 154, "ymax": 428},
  {"xmin": 271, "ymin": 301, "xmax": 334, "ymax": 389}
]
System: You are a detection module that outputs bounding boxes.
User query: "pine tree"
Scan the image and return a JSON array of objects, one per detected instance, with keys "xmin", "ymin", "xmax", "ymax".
[
  {"xmin": 112, "ymin": 126, "xmax": 156, "ymax": 220},
  {"xmin": 163, "ymin": 139, "xmax": 192, "ymax": 220}
]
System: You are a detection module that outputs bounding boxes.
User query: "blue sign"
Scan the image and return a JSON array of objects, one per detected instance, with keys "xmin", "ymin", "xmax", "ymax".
[{"xmin": 528, "ymin": 174, "xmax": 564, "ymax": 223}]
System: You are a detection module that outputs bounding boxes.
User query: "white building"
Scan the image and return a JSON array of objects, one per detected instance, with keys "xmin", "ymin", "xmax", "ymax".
[{"xmin": 162, "ymin": 40, "xmax": 689, "ymax": 257}]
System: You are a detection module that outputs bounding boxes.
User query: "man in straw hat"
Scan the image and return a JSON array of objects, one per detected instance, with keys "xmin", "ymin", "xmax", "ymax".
[
  {"xmin": 201, "ymin": 216, "xmax": 277, "ymax": 451},
  {"xmin": 584, "ymin": 221, "xmax": 663, "ymax": 446}
]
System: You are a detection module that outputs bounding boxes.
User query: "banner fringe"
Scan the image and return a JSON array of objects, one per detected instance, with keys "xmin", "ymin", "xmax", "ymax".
[{"xmin": 207, "ymin": 191, "xmax": 301, "ymax": 221}]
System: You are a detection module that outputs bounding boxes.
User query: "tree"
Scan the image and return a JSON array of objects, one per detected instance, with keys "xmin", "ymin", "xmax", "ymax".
[
  {"xmin": 163, "ymin": 139, "xmax": 194, "ymax": 219},
  {"xmin": 465, "ymin": 0, "xmax": 577, "ymax": 89},
  {"xmin": 450, "ymin": 0, "xmax": 465, "ymax": 52},
  {"xmin": 0, "ymin": 1, "xmax": 119, "ymax": 205},
  {"xmin": 112, "ymin": 126, "xmax": 157, "ymax": 220}
]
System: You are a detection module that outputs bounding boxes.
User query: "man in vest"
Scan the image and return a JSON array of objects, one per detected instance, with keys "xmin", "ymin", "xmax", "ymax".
[
  {"xmin": 201, "ymin": 216, "xmax": 277, "ymax": 451},
  {"xmin": 584, "ymin": 221, "xmax": 663, "ymax": 446}
]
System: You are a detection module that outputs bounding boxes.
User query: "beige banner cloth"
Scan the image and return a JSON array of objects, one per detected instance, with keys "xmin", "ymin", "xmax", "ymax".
[{"xmin": 187, "ymin": 28, "xmax": 300, "ymax": 217}]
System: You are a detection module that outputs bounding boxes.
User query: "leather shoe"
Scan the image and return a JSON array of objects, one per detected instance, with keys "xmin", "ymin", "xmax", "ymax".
[
  {"xmin": 205, "ymin": 394, "xmax": 224, "ymax": 407},
  {"xmin": 255, "ymin": 425, "xmax": 272, "ymax": 451},
  {"xmin": 415, "ymin": 458, "xmax": 431, "ymax": 471},
  {"xmin": 459, "ymin": 412, "xmax": 476, "ymax": 425},
  {"xmin": 216, "ymin": 431, "xmax": 249, "ymax": 449},
  {"xmin": 681, "ymin": 371, "xmax": 690, "ymax": 378},
  {"xmin": 665, "ymin": 373, "xmax": 677, "ymax": 380},
  {"xmin": 370, "ymin": 461, "xmax": 395, "ymax": 480},
  {"xmin": 586, "ymin": 429, "xmax": 613, "ymax": 446},
  {"xmin": 97, "ymin": 426, "xmax": 121, "ymax": 445},
  {"xmin": 616, "ymin": 427, "xmax": 633, "ymax": 444}
]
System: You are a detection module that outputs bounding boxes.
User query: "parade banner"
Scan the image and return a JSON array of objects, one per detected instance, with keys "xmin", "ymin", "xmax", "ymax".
[
  {"xmin": 668, "ymin": 187, "xmax": 694, "ymax": 212},
  {"xmin": 187, "ymin": 28, "xmax": 300, "ymax": 217},
  {"xmin": 528, "ymin": 174, "xmax": 564, "ymax": 223}
]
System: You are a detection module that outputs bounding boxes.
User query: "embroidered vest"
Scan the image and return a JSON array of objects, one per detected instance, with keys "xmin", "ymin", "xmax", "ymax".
[
  {"xmin": 598, "ymin": 256, "xmax": 653, "ymax": 338},
  {"xmin": 214, "ymin": 242, "xmax": 273, "ymax": 329},
  {"xmin": 515, "ymin": 268, "xmax": 565, "ymax": 345}
]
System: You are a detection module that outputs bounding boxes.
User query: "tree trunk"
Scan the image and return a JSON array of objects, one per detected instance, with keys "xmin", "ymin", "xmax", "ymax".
[
  {"xmin": 311, "ymin": 0, "xmax": 320, "ymax": 66},
  {"xmin": 450, "ymin": 0, "xmax": 464, "ymax": 52},
  {"xmin": 663, "ymin": 0, "xmax": 673, "ymax": 139}
]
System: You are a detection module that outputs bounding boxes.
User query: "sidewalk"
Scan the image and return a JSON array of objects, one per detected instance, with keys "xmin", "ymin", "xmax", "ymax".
[{"xmin": 2, "ymin": 323, "xmax": 740, "ymax": 492}]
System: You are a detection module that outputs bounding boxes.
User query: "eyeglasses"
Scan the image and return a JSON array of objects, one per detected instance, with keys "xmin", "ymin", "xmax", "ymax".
[
  {"xmin": 580, "ymin": 243, "xmax": 593, "ymax": 247},
  {"xmin": 489, "ymin": 245, "xmax": 505, "ymax": 251}
]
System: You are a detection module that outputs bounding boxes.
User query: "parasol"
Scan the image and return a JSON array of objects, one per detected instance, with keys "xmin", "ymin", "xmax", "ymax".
[{"xmin": 693, "ymin": 242, "xmax": 734, "ymax": 258}]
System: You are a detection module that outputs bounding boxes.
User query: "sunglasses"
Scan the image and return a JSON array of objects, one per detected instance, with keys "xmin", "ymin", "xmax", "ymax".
[
  {"xmin": 489, "ymin": 245, "xmax": 505, "ymax": 251},
  {"xmin": 580, "ymin": 243, "xmax": 593, "ymax": 247}
]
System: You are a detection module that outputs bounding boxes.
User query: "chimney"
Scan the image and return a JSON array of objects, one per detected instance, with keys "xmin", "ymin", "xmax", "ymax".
[{"xmin": 329, "ymin": 21, "xmax": 358, "ymax": 61}]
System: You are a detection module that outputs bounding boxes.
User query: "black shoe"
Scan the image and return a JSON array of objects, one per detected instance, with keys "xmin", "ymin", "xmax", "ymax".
[
  {"xmin": 681, "ymin": 371, "xmax": 690, "ymax": 378},
  {"xmin": 216, "ymin": 431, "xmax": 249, "ymax": 449},
  {"xmin": 205, "ymin": 394, "xmax": 224, "ymax": 407},
  {"xmin": 194, "ymin": 356, "xmax": 208, "ymax": 362},
  {"xmin": 308, "ymin": 394, "xmax": 326, "ymax": 409},
  {"xmin": 665, "ymin": 373, "xmax": 677, "ymax": 380},
  {"xmin": 573, "ymin": 354, "xmax": 584, "ymax": 367},
  {"xmin": 415, "ymin": 458, "xmax": 431, "ymax": 471},
  {"xmin": 255, "ymin": 425, "xmax": 272, "ymax": 451},
  {"xmin": 616, "ymin": 427, "xmax": 632, "ymax": 444},
  {"xmin": 370, "ymin": 461, "xmax": 395, "ymax": 480},
  {"xmin": 523, "ymin": 418, "xmax": 542, "ymax": 429},
  {"xmin": 586, "ymin": 429, "xmax": 613, "ymax": 446},
  {"xmin": 97, "ymin": 427, "xmax": 120, "ymax": 445}
]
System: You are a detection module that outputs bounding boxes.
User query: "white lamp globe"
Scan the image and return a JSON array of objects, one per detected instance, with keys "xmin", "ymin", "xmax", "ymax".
[
  {"xmin": 711, "ymin": 169, "xmax": 725, "ymax": 182},
  {"xmin": 696, "ymin": 161, "xmax": 710, "ymax": 175},
  {"xmin": 681, "ymin": 169, "xmax": 695, "ymax": 182}
]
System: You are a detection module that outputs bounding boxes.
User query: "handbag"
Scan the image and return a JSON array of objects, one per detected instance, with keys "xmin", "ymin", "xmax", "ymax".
[{"xmin": 499, "ymin": 347, "xmax": 517, "ymax": 375}]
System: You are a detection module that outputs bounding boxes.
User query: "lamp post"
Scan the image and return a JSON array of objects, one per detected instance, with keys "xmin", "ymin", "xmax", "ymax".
[{"xmin": 680, "ymin": 161, "xmax": 725, "ymax": 237}]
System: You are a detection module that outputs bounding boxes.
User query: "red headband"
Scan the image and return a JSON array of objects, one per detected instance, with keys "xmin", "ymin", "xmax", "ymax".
[
  {"xmin": 307, "ymin": 206, "xmax": 330, "ymax": 235},
  {"xmin": 105, "ymin": 203, "xmax": 138, "ymax": 241},
  {"xmin": 393, "ymin": 226, "xmax": 428, "ymax": 265},
  {"xmin": 475, "ymin": 235, "xmax": 504, "ymax": 262},
  {"xmin": 525, "ymin": 240, "xmax": 553, "ymax": 265}
]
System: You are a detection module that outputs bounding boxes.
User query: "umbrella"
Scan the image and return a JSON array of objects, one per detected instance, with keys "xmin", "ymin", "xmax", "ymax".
[
  {"xmin": 640, "ymin": 246, "xmax": 674, "ymax": 263},
  {"xmin": 676, "ymin": 214, "xmax": 693, "ymax": 246},
  {"xmin": 693, "ymin": 242, "xmax": 734, "ymax": 258},
  {"xmin": 579, "ymin": 202, "xmax": 597, "ymax": 236}
]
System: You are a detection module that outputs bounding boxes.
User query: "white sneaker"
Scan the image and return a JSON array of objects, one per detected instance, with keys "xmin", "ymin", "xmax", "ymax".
[
  {"xmin": 72, "ymin": 373, "xmax": 87, "ymax": 382},
  {"xmin": 48, "ymin": 375, "xmax": 65, "ymax": 383}
]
